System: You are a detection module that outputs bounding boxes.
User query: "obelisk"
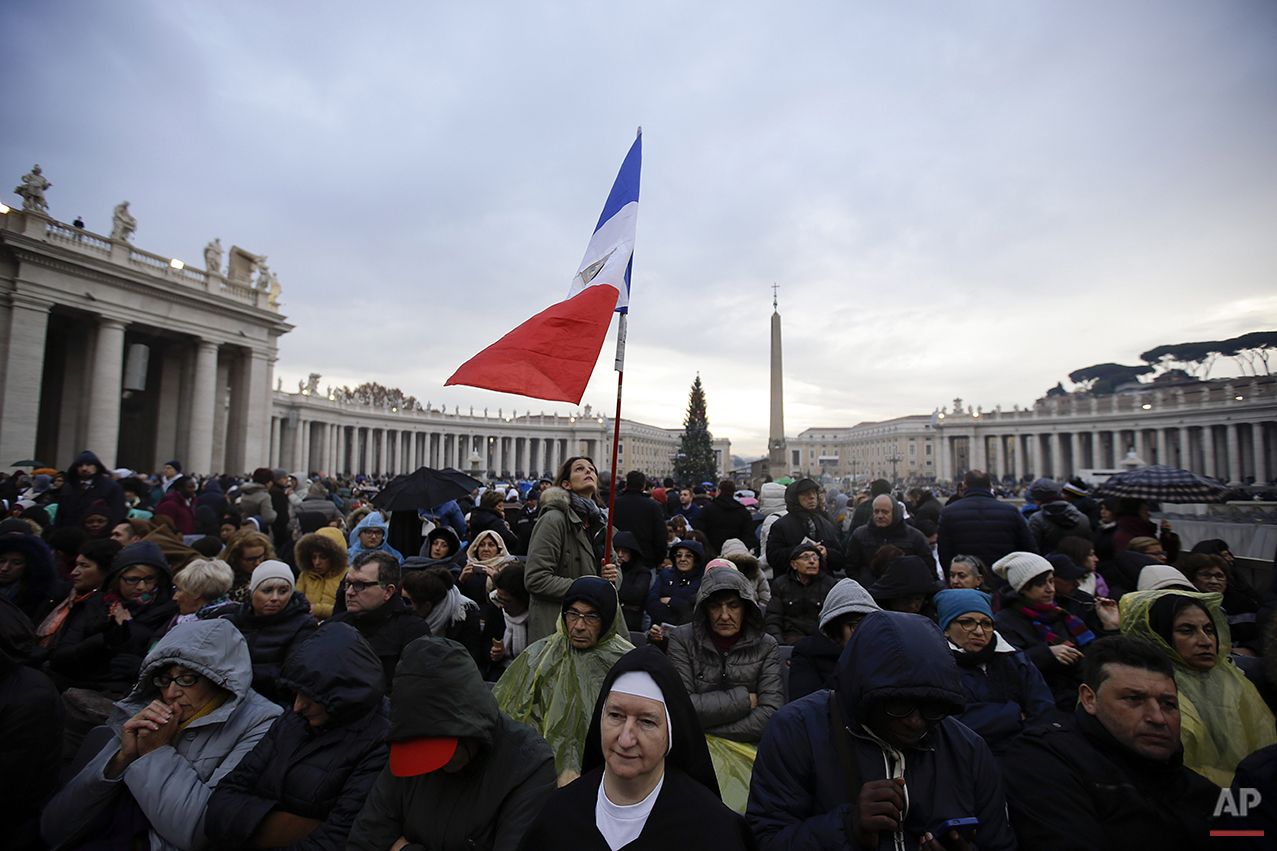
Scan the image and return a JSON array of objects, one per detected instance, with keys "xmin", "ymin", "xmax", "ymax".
[{"xmin": 768, "ymin": 285, "xmax": 787, "ymax": 477}]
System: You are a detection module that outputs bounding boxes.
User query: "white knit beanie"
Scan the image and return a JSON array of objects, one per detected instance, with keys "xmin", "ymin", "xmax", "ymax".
[
  {"xmin": 992, "ymin": 551, "xmax": 1053, "ymax": 593},
  {"xmin": 249, "ymin": 560, "xmax": 295, "ymax": 595}
]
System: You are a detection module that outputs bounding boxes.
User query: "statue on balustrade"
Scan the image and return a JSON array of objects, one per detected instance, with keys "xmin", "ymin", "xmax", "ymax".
[
  {"xmin": 14, "ymin": 165, "xmax": 51, "ymax": 213},
  {"xmin": 256, "ymin": 263, "xmax": 275, "ymax": 291},
  {"xmin": 111, "ymin": 201, "xmax": 137, "ymax": 242},
  {"xmin": 204, "ymin": 238, "xmax": 223, "ymax": 274},
  {"xmin": 267, "ymin": 276, "xmax": 282, "ymax": 310}
]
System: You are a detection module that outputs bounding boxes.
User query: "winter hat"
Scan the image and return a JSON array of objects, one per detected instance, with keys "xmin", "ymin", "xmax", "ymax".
[
  {"xmin": 0, "ymin": 519, "xmax": 33, "ymax": 535},
  {"xmin": 1137, "ymin": 565, "xmax": 1196, "ymax": 592},
  {"xmin": 992, "ymin": 551, "xmax": 1054, "ymax": 593},
  {"xmin": 705, "ymin": 558, "xmax": 734, "ymax": 572},
  {"xmin": 250, "ymin": 560, "xmax": 295, "ymax": 595},
  {"xmin": 270, "ymin": 468, "xmax": 288, "ymax": 482},
  {"xmin": 112, "ymin": 468, "xmax": 134, "ymax": 479},
  {"xmin": 1062, "ymin": 481, "xmax": 1089, "ymax": 498},
  {"xmin": 935, "ymin": 588, "xmax": 994, "ymax": 632},
  {"xmin": 1045, "ymin": 553, "xmax": 1086, "ymax": 582},
  {"xmin": 818, "ymin": 578, "xmax": 881, "ymax": 631},
  {"xmin": 83, "ymin": 500, "xmax": 112, "ymax": 521},
  {"xmin": 165, "ymin": 460, "xmax": 182, "ymax": 474},
  {"xmin": 1027, "ymin": 478, "xmax": 1062, "ymax": 502},
  {"xmin": 692, "ymin": 485, "xmax": 706, "ymax": 495}
]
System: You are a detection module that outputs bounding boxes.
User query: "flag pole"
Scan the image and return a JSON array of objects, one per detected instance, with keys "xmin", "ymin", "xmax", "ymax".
[{"xmin": 603, "ymin": 125, "xmax": 640, "ymax": 571}]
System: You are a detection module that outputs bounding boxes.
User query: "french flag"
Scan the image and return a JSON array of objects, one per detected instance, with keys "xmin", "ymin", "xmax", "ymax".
[{"xmin": 446, "ymin": 132, "xmax": 641, "ymax": 404}]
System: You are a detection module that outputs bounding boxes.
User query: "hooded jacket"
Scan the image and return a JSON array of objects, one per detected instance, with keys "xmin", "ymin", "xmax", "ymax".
[
  {"xmin": 867, "ymin": 555, "xmax": 943, "ymax": 609},
  {"xmin": 42, "ymin": 619, "xmax": 282, "ymax": 851},
  {"xmin": 220, "ymin": 590, "xmax": 320, "ymax": 705},
  {"xmin": 613, "ymin": 530, "xmax": 653, "ymax": 630},
  {"xmin": 0, "ymin": 533, "xmax": 60, "ymax": 624},
  {"xmin": 1027, "ymin": 500, "xmax": 1091, "ymax": 554},
  {"xmin": 467, "ymin": 505, "xmax": 520, "ymax": 554},
  {"xmin": 647, "ymin": 539, "xmax": 707, "ymax": 626},
  {"xmin": 347, "ymin": 636, "xmax": 557, "ymax": 851},
  {"xmin": 54, "ymin": 450, "xmax": 127, "ymax": 530},
  {"xmin": 517, "ymin": 646, "xmax": 758, "ymax": 851},
  {"xmin": 1120, "ymin": 589, "xmax": 1277, "ymax": 786},
  {"xmin": 294, "ymin": 532, "xmax": 349, "ymax": 621},
  {"xmin": 935, "ymin": 486, "xmax": 1037, "ymax": 573},
  {"xmin": 696, "ymin": 492, "xmax": 759, "ymax": 556},
  {"xmin": 524, "ymin": 486, "xmax": 619, "ymax": 643},
  {"xmin": 154, "ymin": 487, "xmax": 196, "ymax": 536},
  {"xmin": 415, "ymin": 524, "xmax": 463, "ymax": 564},
  {"xmin": 493, "ymin": 577, "xmax": 634, "ymax": 777},
  {"xmin": 765, "ymin": 546, "xmax": 838, "ymax": 646},
  {"xmin": 347, "ymin": 512, "xmax": 404, "ymax": 563},
  {"xmin": 844, "ymin": 500, "xmax": 933, "ymax": 584},
  {"xmin": 765, "ymin": 480, "xmax": 845, "ymax": 577},
  {"xmin": 745, "ymin": 611, "xmax": 1016, "ymax": 851},
  {"xmin": 667, "ymin": 566, "xmax": 783, "ymax": 742},
  {"xmin": 205, "ymin": 623, "xmax": 390, "ymax": 851},
  {"xmin": 238, "ymin": 481, "xmax": 278, "ymax": 527}
]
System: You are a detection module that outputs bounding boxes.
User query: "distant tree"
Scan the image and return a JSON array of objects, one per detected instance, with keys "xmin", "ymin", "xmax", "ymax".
[
  {"xmin": 1068, "ymin": 363, "xmax": 1154, "ymax": 395},
  {"xmin": 673, "ymin": 375, "xmax": 717, "ymax": 487},
  {"xmin": 1220, "ymin": 331, "xmax": 1277, "ymax": 376},
  {"xmin": 332, "ymin": 382, "xmax": 423, "ymax": 410},
  {"xmin": 1140, "ymin": 340, "xmax": 1224, "ymax": 379},
  {"xmin": 1044, "ymin": 382, "xmax": 1067, "ymax": 398}
]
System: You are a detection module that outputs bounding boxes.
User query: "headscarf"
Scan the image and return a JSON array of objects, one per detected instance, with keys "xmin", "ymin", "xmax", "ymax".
[
  {"xmin": 1120, "ymin": 589, "xmax": 1277, "ymax": 786},
  {"xmin": 465, "ymin": 529, "xmax": 512, "ymax": 570},
  {"xmin": 492, "ymin": 576, "xmax": 633, "ymax": 776}
]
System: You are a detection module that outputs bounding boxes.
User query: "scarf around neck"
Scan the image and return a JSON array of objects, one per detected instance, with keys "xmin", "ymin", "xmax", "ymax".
[
  {"xmin": 1021, "ymin": 601, "xmax": 1095, "ymax": 647},
  {"xmin": 425, "ymin": 585, "xmax": 477, "ymax": 637}
]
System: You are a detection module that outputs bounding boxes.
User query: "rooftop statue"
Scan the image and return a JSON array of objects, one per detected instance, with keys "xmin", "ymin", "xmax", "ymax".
[
  {"xmin": 204, "ymin": 238, "xmax": 223, "ymax": 275},
  {"xmin": 14, "ymin": 165, "xmax": 51, "ymax": 213},
  {"xmin": 111, "ymin": 201, "xmax": 137, "ymax": 242}
]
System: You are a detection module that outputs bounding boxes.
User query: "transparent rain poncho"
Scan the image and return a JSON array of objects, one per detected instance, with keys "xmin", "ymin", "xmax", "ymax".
[
  {"xmin": 1120, "ymin": 589, "xmax": 1277, "ymax": 786},
  {"xmin": 493, "ymin": 587, "xmax": 634, "ymax": 782}
]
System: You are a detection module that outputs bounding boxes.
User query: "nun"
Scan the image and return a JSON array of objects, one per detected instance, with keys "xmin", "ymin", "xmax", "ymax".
[{"xmin": 517, "ymin": 646, "xmax": 757, "ymax": 850}]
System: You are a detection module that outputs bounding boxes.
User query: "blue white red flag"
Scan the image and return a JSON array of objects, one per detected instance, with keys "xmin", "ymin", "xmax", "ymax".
[{"xmin": 445, "ymin": 133, "xmax": 642, "ymax": 404}]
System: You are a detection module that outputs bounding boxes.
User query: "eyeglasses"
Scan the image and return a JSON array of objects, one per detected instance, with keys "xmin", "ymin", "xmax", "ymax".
[
  {"xmin": 952, "ymin": 617, "xmax": 994, "ymax": 632},
  {"xmin": 564, "ymin": 610, "xmax": 602, "ymax": 625},
  {"xmin": 881, "ymin": 699, "xmax": 949, "ymax": 722},
  {"xmin": 119, "ymin": 575, "xmax": 159, "ymax": 586},
  {"xmin": 346, "ymin": 580, "xmax": 385, "ymax": 593},
  {"xmin": 153, "ymin": 673, "xmax": 202, "ymax": 689},
  {"xmin": 1198, "ymin": 572, "xmax": 1227, "ymax": 582}
]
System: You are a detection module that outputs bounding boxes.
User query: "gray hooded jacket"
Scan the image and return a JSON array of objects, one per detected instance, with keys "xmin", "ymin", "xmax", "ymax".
[
  {"xmin": 42, "ymin": 619, "xmax": 282, "ymax": 851},
  {"xmin": 666, "ymin": 565, "xmax": 784, "ymax": 743}
]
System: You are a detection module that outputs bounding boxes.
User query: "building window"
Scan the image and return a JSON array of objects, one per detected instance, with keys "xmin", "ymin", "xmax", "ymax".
[
  {"xmin": 908, "ymin": 444, "xmax": 916, "ymax": 456},
  {"xmin": 792, "ymin": 450, "xmax": 800, "ymax": 466},
  {"xmin": 925, "ymin": 444, "xmax": 933, "ymax": 456},
  {"xmin": 909, "ymin": 460, "xmax": 916, "ymax": 467},
  {"xmin": 926, "ymin": 460, "xmax": 933, "ymax": 466}
]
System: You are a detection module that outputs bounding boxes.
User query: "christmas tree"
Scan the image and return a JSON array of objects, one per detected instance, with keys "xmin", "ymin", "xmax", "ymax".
[{"xmin": 673, "ymin": 375, "xmax": 717, "ymax": 486}]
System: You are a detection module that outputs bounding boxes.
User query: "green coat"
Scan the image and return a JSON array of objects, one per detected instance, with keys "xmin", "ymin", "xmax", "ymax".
[{"xmin": 523, "ymin": 487, "xmax": 619, "ymax": 643}]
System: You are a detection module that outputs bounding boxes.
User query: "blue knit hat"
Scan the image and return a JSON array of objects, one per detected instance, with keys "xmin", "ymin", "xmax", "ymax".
[{"xmin": 934, "ymin": 588, "xmax": 993, "ymax": 632}]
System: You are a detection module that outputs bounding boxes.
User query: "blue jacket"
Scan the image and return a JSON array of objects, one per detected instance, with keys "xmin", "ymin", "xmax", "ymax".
[
  {"xmin": 936, "ymin": 487, "xmax": 1036, "ymax": 571},
  {"xmin": 419, "ymin": 500, "xmax": 467, "ymax": 539},
  {"xmin": 647, "ymin": 540, "xmax": 706, "ymax": 626},
  {"xmin": 746, "ymin": 611, "xmax": 1017, "ymax": 851},
  {"xmin": 347, "ymin": 511, "xmax": 404, "ymax": 563},
  {"xmin": 949, "ymin": 635, "xmax": 1056, "ymax": 760}
]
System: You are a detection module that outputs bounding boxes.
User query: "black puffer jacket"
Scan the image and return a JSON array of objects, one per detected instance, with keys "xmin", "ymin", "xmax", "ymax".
[
  {"xmin": 53, "ymin": 450, "xmax": 126, "ymax": 530},
  {"xmin": 328, "ymin": 596, "xmax": 431, "ymax": 694},
  {"xmin": 843, "ymin": 500, "xmax": 933, "ymax": 584},
  {"xmin": 206, "ymin": 623, "xmax": 390, "ymax": 851},
  {"xmin": 765, "ymin": 480, "xmax": 846, "ymax": 577},
  {"xmin": 41, "ymin": 591, "xmax": 110, "ymax": 686},
  {"xmin": 220, "ymin": 591, "xmax": 319, "ymax": 705},
  {"xmin": 936, "ymin": 487, "xmax": 1037, "ymax": 571},
  {"xmin": 613, "ymin": 531, "xmax": 652, "ymax": 632}
]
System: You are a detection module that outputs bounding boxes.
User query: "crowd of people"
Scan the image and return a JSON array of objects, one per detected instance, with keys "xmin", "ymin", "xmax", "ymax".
[{"xmin": 1, "ymin": 455, "xmax": 1275, "ymax": 850}]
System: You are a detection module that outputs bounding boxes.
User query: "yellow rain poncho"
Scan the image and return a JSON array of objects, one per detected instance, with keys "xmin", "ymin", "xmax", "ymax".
[
  {"xmin": 493, "ymin": 577, "xmax": 633, "ymax": 782},
  {"xmin": 1120, "ymin": 589, "xmax": 1276, "ymax": 786}
]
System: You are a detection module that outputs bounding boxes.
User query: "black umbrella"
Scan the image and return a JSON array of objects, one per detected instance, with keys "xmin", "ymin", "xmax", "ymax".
[
  {"xmin": 10, "ymin": 459, "xmax": 44, "ymax": 468},
  {"xmin": 372, "ymin": 467, "xmax": 480, "ymax": 512},
  {"xmin": 1092, "ymin": 465, "xmax": 1233, "ymax": 504},
  {"xmin": 440, "ymin": 468, "xmax": 485, "ymax": 491}
]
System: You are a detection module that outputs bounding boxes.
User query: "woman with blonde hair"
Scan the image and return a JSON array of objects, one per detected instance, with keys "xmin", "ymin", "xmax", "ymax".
[{"xmin": 218, "ymin": 530, "xmax": 276, "ymax": 603}]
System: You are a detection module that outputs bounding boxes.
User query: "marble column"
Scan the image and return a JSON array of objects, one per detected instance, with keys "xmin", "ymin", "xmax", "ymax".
[
  {"xmin": 1201, "ymin": 427, "xmax": 1215, "ymax": 478},
  {"xmin": 1068, "ymin": 433, "xmax": 1081, "ymax": 479},
  {"xmin": 1156, "ymin": 428, "xmax": 1169, "ymax": 468},
  {"xmin": 1049, "ymin": 433, "xmax": 1062, "ymax": 480},
  {"xmin": 1010, "ymin": 434, "xmax": 1021, "ymax": 482},
  {"xmin": 1029, "ymin": 433, "xmax": 1042, "ymax": 479},
  {"xmin": 1132, "ymin": 430, "xmax": 1145, "ymax": 464},
  {"xmin": 187, "ymin": 340, "xmax": 219, "ymax": 475},
  {"xmin": 1178, "ymin": 428, "xmax": 1190, "ymax": 471},
  {"xmin": 1253, "ymin": 423, "xmax": 1268, "ymax": 484},
  {"xmin": 1227, "ymin": 424, "xmax": 1242, "ymax": 483},
  {"xmin": 86, "ymin": 317, "xmax": 128, "ymax": 469},
  {"xmin": 0, "ymin": 294, "xmax": 54, "ymax": 467}
]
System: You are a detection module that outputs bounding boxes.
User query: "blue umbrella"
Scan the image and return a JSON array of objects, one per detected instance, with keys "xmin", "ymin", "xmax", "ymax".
[{"xmin": 1092, "ymin": 465, "xmax": 1233, "ymax": 503}]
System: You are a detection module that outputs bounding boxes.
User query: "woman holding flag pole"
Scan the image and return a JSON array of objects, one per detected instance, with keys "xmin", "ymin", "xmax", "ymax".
[{"xmin": 446, "ymin": 129, "xmax": 643, "ymax": 643}]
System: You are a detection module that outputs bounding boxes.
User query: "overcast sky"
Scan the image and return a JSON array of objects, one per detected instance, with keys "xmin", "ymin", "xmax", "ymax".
[{"xmin": 5, "ymin": 0, "xmax": 1275, "ymax": 456}]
